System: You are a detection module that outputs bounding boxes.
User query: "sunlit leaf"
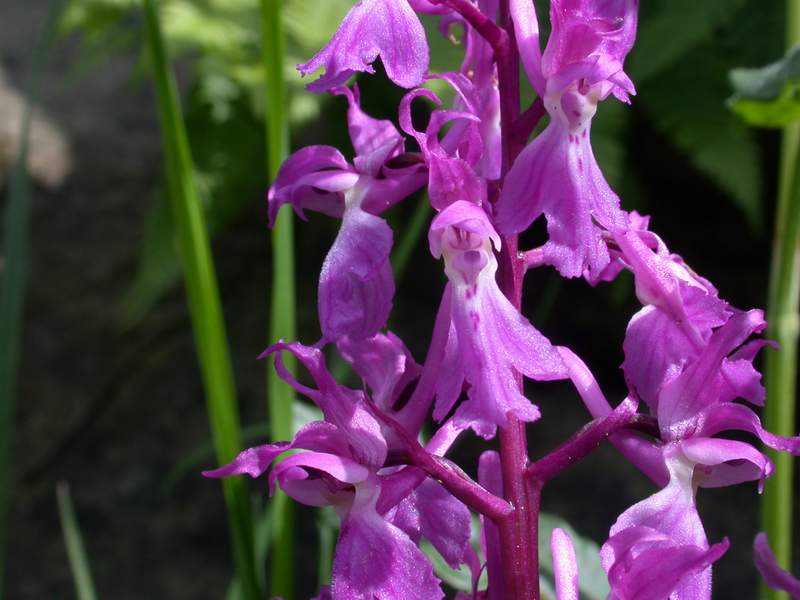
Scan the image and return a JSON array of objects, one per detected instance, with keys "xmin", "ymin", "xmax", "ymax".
[{"xmin": 728, "ymin": 45, "xmax": 800, "ymax": 128}]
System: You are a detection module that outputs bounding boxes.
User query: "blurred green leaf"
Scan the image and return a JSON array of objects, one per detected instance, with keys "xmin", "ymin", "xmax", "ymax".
[
  {"xmin": 56, "ymin": 483, "xmax": 98, "ymax": 600},
  {"xmin": 640, "ymin": 50, "xmax": 763, "ymax": 231},
  {"xmin": 728, "ymin": 45, "xmax": 800, "ymax": 128},
  {"xmin": 628, "ymin": 0, "xmax": 747, "ymax": 83},
  {"xmin": 0, "ymin": 0, "xmax": 67, "ymax": 589}
]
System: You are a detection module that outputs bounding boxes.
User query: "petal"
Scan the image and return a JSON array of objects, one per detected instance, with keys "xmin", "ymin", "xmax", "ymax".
[
  {"xmin": 510, "ymin": 0, "xmax": 545, "ymax": 95},
  {"xmin": 319, "ymin": 203, "xmax": 395, "ymax": 342},
  {"xmin": 267, "ymin": 145, "xmax": 356, "ymax": 226},
  {"xmin": 551, "ymin": 529, "xmax": 579, "ymax": 600},
  {"xmin": 332, "ymin": 85, "xmax": 404, "ymax": 171},
  {"xmin": 332, "ymin": 483, "xmax": 444, "ymax": 600},
  {"xmin": 495, "ymin": 121, "xmax": 626, "ymax": 278},
  {"xmin": 336, "ymin": 331, "xmax": 421, "ymax": 411},
  {"xmin": 298, "ymin": 0, "xmax": 429, "ymax": 91},
  {"xmin": 202, "ymin": 442, "xmax": 292, "ymax": 479},
  {"xmin": 657, "ymin": 310, "xmax": 766, "ymax": 436},
  {"xmin": 262, "ymin": 342, "xmax": 388, "ymax": 469},
  {"xmin": 754, "ymin": 532, "xmax": 800, "ymax": 598},
  {"xmin": 602, "ymin": 452, "xmax": 727, "ymax": 600},
  {"xmin": 680, "ymin": 437, "xmax": 773, "ymax": 490},
  {"xmin": 695, "ymin": 403, "xmax": 800, "ymax": 455},
  {"xmin": 389, "ymin": 479, "xmax": 471, "ymax": 569},
  {"xmin": 542, "ymin": 0, "xmax": 638, "ymax": 84},
  {"xmin": 359, "ymin": 163, "xmax": 428, "ymax": 216},
  {"xmin": 269, "ymin": 451, "xmax": 371, "ymax": 493},
  {"xmin": 428, "ymin": 201, "xmax": 500, "ymax": 259}
]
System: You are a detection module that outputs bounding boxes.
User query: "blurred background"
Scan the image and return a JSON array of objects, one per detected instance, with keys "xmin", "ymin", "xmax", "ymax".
[{"xmin": 1, "ymin": 0, "xmax": 797, "ymax": 598}]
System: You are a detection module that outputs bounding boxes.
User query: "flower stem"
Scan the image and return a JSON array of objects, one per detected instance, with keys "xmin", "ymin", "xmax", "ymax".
[
  {"xmin": 261, "ymin": 1, "xmax": 297, "ymax": 597},
  {"xmin": 760, "ymin": 3, "xmax": 800, "ymax": 598},
  {"xmin": 494, "ymin": 1, "xmax": 540, "ymax": 598}
]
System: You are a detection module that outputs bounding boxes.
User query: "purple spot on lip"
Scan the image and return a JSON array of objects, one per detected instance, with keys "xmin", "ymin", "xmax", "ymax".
[{"xmin": 469, "ymin": 311, "xmax": 480, "ymax": 331}]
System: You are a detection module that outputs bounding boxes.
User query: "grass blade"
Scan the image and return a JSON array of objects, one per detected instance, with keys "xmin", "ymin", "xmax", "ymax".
[
  {"xmin": 261, "ymin": 1, "xmax": 297, "ymax": 597},
  {"xmin": 760, "ymin": 3, "xmax": 800, "ymax": 599},
  {"xmin": 140, "ymin": 2, "xmax": 259, "ymax": 598},
  {"xmin": 56, "ymin": 483, "xmax": 97, "ymax": 600},
  {"xmin": 0, "ymin": 0, "xmax": 65, "ymax": 592},
  {"xmin": 391, "ymin": 198, "xmax": 433, "ymax": 284}
]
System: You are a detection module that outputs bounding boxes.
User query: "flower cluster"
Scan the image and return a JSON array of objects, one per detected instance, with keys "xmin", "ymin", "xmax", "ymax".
[{"xmin": 205, "ymin": 1, "xmax": 800, "ymax": 598}]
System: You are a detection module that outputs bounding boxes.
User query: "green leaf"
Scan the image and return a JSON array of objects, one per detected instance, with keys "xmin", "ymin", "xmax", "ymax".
[
  {"xmin": 640, "ymin": 49, "xmax": 763, "ymax": 231},
  {"xmin": 729, "ymin": 45, "xmax": 800, "ymax": 127},
  {"xmin": 538, "ymin": 512, "xmax": 609, "ymax": 600},
  {"xmin": 141, "ymin": 1, "xmax": 260, "ymax": 598},
  {"xmin": 56, "ymin": 483, "xmax": 98, "ymax": 600},
  {"xmin": 628, "ymin": 0, "xmax": 747, "ymax": 84}
]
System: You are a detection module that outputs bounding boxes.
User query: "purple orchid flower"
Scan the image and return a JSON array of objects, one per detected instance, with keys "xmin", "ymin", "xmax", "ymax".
[
  {"xmin": 428, "ymin": 201, "xmax": 567, "ymax": 438},
  {"xmin": 754, "ymin": 532, "xmax": 800, "ymax": 598},
  {"xmin": 204, "ymin": 340, "xmax": 472, "ymax": 600},
  {"xmin": 297, "ymin": 0, "xmax": 432, "ymax": 92},
  {"xmin": 601, "ymin": 448, "xmax": 730, "ymax": 600},
  {"xmin": 495, "ymin": 0, "xmax": 638, "ymax": 279},
  {"xmin": 600, "ymin": 228, "xmax": 800, "ymax": 598},
  {"xmin": 268, "ymin": 87, "xmax": 427, "ymax": 342}
]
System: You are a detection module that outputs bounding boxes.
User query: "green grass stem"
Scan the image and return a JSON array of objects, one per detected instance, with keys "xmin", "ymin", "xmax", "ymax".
[
  {"xmin": 56, "ymin": 483, "xmax": 97, "ymax": 600},
  {"xmin": 760, "ymin": 3, "xmax": 800, "ymax": 599},
  {"xmin": 0, "ymin": 1, "xmax": 64, "ymax": 593},
  {"xmin": 261, "ymin": 1, "xmax": 296, "ymax": 597},
  {"xmin": 141, "ymin": 2, "xmax": 259, "ymax": 598}
]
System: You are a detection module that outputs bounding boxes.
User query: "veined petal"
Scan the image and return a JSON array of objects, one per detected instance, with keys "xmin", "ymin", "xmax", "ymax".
[
  {"xmin": 298, "ymin": 0, "xmax": 429, "ymax": 92},
  {"xmin": 267, "ymin": 145, "xmax": 357, "ymax": 226},
  {"xmin": 496, "ymin": 121, "xmax": 627, "ymax": 278},
  {"xmin": 389, "ymin": 478, "xmax": 472, "ymax": 569},
  {"xmin": 336, "ymin": 331, "xmax": 421, "ymax": 412},
  {"xmin": 319, "ymin": 201, "xmax": 395, "ymax": 342},
  {"xmin": 543, "ymin": 0, "xmax": 638, "ymax": 87},
  {"xmin": 262, "ymin": 341, "xmax": 388, "ymax": 469},
  {"xmin": 754, "ymin": 532, "xmax": 800, "ymax": 598},
  {"xmin": 657, "ymin": 310, "xmax": 766, "ymax": 437},
  {"xmin": 431, "ymin": 202, "xmax": 566, "ymax": 437},
  {"xmin": 332, "ymin": 482, "xmax": 444, "ymax": 600},
  {"xmin": 332, "ymin": 85, "xmax": 404, "ymax": 174}
]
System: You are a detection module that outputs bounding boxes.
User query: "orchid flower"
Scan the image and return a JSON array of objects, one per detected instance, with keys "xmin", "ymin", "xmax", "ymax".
[
  {"xmin": 601, "ymin": 234, "xmax": 800, "ymax": 597},
  {"xmin": 496, "ymin": 0, "xmax": 638, "ymax": 279},
  {"xmin": 204, "ymin": 340, "xmax": 472, "ymax": 600},
  {"xmin": 268, "ymin": 87, "xmax": 426, "ymax": 342},
  {"xmin": 428, "ymin": 201, "xmax": 567, "ymax": 438}
]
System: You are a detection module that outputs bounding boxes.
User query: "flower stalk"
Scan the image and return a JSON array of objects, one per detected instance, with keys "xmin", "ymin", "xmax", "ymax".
[{"xmin": 760, "ymin": 3, "xmax": 800, "ymax": 597}]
